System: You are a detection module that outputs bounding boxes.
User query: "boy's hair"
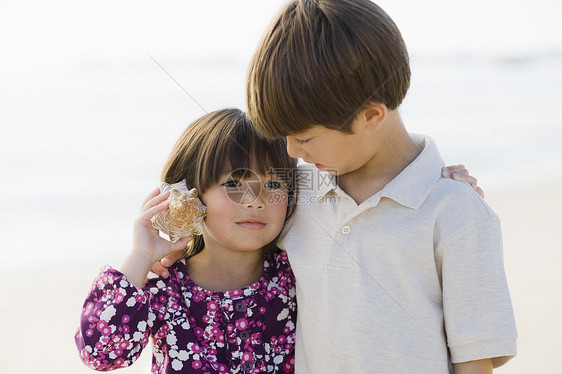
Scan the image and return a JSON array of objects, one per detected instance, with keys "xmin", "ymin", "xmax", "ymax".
[
  {"xmin": 161, "ymin": 108, "xmax": 297, "ymax": 256},
  {"xmin": 247, "ymin": 0, "xmax": 411, "ymax": 138}
]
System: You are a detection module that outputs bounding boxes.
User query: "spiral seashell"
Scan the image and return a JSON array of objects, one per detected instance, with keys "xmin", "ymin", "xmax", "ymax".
[{"xmin": 151, "ymin": 180, "xmax": 207, "ymax": 242}]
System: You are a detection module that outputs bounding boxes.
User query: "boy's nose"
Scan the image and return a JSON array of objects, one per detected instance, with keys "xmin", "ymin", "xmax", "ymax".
[{"xmin": 286, "ymin": 136, "xmax": 306, "ymax": 159}]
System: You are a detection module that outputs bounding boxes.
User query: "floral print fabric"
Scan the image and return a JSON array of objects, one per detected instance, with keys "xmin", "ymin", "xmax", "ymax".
[{"xmin": 75, "ymin": 251, "xmax": 296, "ymax": 373}]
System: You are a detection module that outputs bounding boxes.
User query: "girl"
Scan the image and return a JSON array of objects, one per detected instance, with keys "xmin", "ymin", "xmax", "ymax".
[{"xmin": 75, "ymin": 108, "xmax": 298, "ymax": 373}]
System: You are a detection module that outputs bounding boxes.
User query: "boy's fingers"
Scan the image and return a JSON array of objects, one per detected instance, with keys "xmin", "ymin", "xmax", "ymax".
[
  {"xmin": 150, "ymin": 261, "xmax": 169, "ymax": 279},
  {"xmin": 149, "ymin": 238, "xmax": 192, "ymax": 278},
  {"xmin": 160, "ymin": 249, "xmax": 186, "ymax": 268}
]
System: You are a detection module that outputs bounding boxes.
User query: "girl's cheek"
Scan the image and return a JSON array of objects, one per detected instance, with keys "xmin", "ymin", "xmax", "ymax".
[{"xmin": 266, "ymin": 191, "xmax": 289, "ymax": 206}]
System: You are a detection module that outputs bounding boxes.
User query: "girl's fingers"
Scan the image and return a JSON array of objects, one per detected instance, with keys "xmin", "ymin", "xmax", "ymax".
[
  {"xmin": 442, "ymin": 165, "xmax": 467, "ymax": 175},
  {"xmin": 474, "ymin": 185, "xmax": 485, "ymax": 198},
  {"xmin": 141, "ymin": 190, "xmax": 170, "ymax": 214},
  {"xmin": 452, "ymin": 173, "xmax": 477, "ymax": 186},
  {"xmin": 452, "ymin": 168, "xmax": 469, "ymax": 177},
  {"xmin": 442, "ymin": 166, "xmax": 484, "ymax": 197},
  {"xmin": 451, "ymin": 173, "xmax": 483, "ymax": 195},
  {"xmin": 171, "ymin": 236, "xmax": 192, "ymax": 252},
  {"xmin": 141, "ymin": 187, "xmax": 161, "ymax": 210},
  {"xmin": 140, "ymin": 199, "xmax": 170, "ymax": 221},
  {"xmin": 446, "ymin": 164, "xmax": 466, "ymax": 171}
]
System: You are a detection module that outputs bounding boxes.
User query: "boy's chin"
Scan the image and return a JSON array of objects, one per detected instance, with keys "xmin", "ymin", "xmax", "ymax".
[{"xmin": 318, "ymin": 165, "xmax": 340, "ymax": 176}]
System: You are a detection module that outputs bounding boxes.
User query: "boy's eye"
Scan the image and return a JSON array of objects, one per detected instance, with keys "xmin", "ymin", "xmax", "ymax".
[{"xmin": 222, "ymin": 179, "xmax": 241, "ymax": 188}]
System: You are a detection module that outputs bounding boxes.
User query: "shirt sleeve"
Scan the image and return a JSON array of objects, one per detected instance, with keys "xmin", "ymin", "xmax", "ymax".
[
  {"xmin": 440, "ymin": 218, "xmax": 517, "ymax": 367},
  {"xmin": 75, "ymin": 266, "xmax": 152, "ymax": 370}
]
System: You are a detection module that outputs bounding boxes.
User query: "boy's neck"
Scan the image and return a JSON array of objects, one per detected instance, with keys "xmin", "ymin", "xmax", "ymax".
[
  {"xmin": 185, "ymin": 247, "xmax": 264, "ymax": 292},
  {"xmin": 338, "ymin": 113, "xmax": 421, "ymax": 205}
]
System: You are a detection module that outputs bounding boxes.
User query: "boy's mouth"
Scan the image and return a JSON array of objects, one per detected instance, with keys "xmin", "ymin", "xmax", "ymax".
[{"xmin": 303, "ymin": 159, "xmax": 325, "ymax": 169}]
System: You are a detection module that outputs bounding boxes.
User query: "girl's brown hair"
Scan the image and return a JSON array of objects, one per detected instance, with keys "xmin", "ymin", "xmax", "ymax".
[
  {"xmin": 247, "ymin": 0, "xmax": 411, "ymax": 138},
  {"xmin": 161, "ymin": 108, "xmax": 297, "ymax": 256}
]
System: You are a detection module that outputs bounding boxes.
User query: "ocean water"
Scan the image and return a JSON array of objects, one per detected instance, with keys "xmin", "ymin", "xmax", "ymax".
[{"xmin": 1, "ymin": 0, "xmax": 561, "ymax": 271}]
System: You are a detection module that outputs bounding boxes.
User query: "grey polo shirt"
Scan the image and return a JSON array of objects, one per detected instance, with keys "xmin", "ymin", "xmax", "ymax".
[{"xmin": 279, "ymin": 134, "xmax": 517, "ymax": 373}]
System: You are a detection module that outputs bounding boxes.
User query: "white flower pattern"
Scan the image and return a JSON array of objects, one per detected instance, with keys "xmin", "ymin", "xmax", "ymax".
[{"xmin": 75, "ymin": 251, "xmax": 297, "ymax": 373}]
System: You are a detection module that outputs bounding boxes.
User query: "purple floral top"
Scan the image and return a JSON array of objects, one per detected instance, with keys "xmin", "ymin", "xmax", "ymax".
[{"xmin": 75, "ymin": 251, "xmax": 296, "ymax": 373}]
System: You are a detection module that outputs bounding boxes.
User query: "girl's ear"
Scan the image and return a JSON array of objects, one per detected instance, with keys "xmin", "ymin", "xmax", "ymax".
[{"xmin": 362, "ymin": 102, "xmax": 387, "ymax": 132}]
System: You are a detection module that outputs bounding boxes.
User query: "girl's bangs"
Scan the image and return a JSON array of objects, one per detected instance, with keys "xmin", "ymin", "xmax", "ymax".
[{"xmin": 208, "ymin": 128, "xmax": 291, "ymax": 184}]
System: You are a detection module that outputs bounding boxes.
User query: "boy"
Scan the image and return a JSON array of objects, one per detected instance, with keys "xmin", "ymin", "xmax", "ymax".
[{"xmin": 244, "ymin": 0, "xmax": 517, "ymax": 373}]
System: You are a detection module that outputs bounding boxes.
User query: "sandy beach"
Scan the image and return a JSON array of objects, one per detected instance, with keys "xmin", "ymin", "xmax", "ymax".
[{"xmin": 0, "ymin": 181, "xmax": 560, "ymax": 373}]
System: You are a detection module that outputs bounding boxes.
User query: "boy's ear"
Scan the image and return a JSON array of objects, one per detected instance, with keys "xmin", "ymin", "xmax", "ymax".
[{"xmin": 362, "ymin": 102, "xmax": 387, "ymax": 131}]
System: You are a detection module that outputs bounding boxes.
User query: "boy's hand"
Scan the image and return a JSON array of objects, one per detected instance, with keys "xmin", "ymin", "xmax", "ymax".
[
  {"xmin": 442, "ymin": 164, "xmax": 485, "ymax": 198},
  {"xmin": 151, "ymin": 249, "xmax": 188, "ymax": 279}
]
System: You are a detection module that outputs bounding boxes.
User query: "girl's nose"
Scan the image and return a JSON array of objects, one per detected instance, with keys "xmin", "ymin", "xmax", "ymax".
[
  {"xmin": 239, "ymin": 179, "xmax": 265, "ymax": 209},
  {"xmin": 245, "ymin": 192, "xmax": 265, "ymax": 209}
]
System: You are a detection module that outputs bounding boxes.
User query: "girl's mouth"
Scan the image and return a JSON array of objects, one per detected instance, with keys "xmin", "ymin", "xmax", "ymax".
[{"xmin": 236, "ymin": 219, "xmax": 266, "ymax": 229}]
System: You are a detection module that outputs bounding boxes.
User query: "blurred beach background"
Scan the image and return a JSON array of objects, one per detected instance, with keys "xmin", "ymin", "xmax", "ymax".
[{"xmin": 1, "ymin": 0, "xmax": 561, "ymax": 372}]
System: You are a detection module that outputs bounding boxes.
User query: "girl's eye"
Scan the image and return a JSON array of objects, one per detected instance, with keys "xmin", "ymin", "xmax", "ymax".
[
  {"xmin": 264, "ymin": 180, "xmax": 284, "ymax": 190},
  {"xmin": 222, "ymin": 179, "xmax": 241, "ymax": 188}
]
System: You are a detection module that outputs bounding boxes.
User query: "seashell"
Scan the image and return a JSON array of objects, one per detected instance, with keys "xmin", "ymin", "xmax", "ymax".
[{"xmin": 151, "ymin": 180, "xmax": 207, "ymax": 242}]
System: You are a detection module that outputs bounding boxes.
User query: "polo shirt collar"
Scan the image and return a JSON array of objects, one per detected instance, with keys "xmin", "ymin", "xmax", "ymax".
[
  {"xmin": 301, "ymin": 134, "xmax": 444, "ymax": 209},
  {"xmin": 296, "ymin": 164, "xmax": 337, "ymax": 197},
  {"xmin": 379, "ymin": 134, "xmax": 444, "ymax": 209},
  {"xmin": 317, "ymin": 170, "xmax": 337, "ymax": 197}
]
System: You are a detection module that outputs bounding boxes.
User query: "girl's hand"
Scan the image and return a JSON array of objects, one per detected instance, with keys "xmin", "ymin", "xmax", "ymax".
[
  {"xmin": 133, "ymin": 188, "xmax": 191, "ymax": 263},
  {"xmin": 442, "ymin": 164, "xmax": 485, "ymax": 198},
  {"xmin": 120, "ymin": 188, "xmax": 191, "ymax": 288}
]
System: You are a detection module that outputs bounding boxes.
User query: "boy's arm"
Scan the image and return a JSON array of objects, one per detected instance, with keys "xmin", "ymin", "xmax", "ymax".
[
  {"xmin": 453, "ymin": 359, "xmax": 493, "ymax": 374},
  {"xmin": 150, "ymin": 165, "xmax": 485, "ymax": 278},
  {"xmin": 440, "ymin": 215, "xmax": 517, "ymax": 367}
]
